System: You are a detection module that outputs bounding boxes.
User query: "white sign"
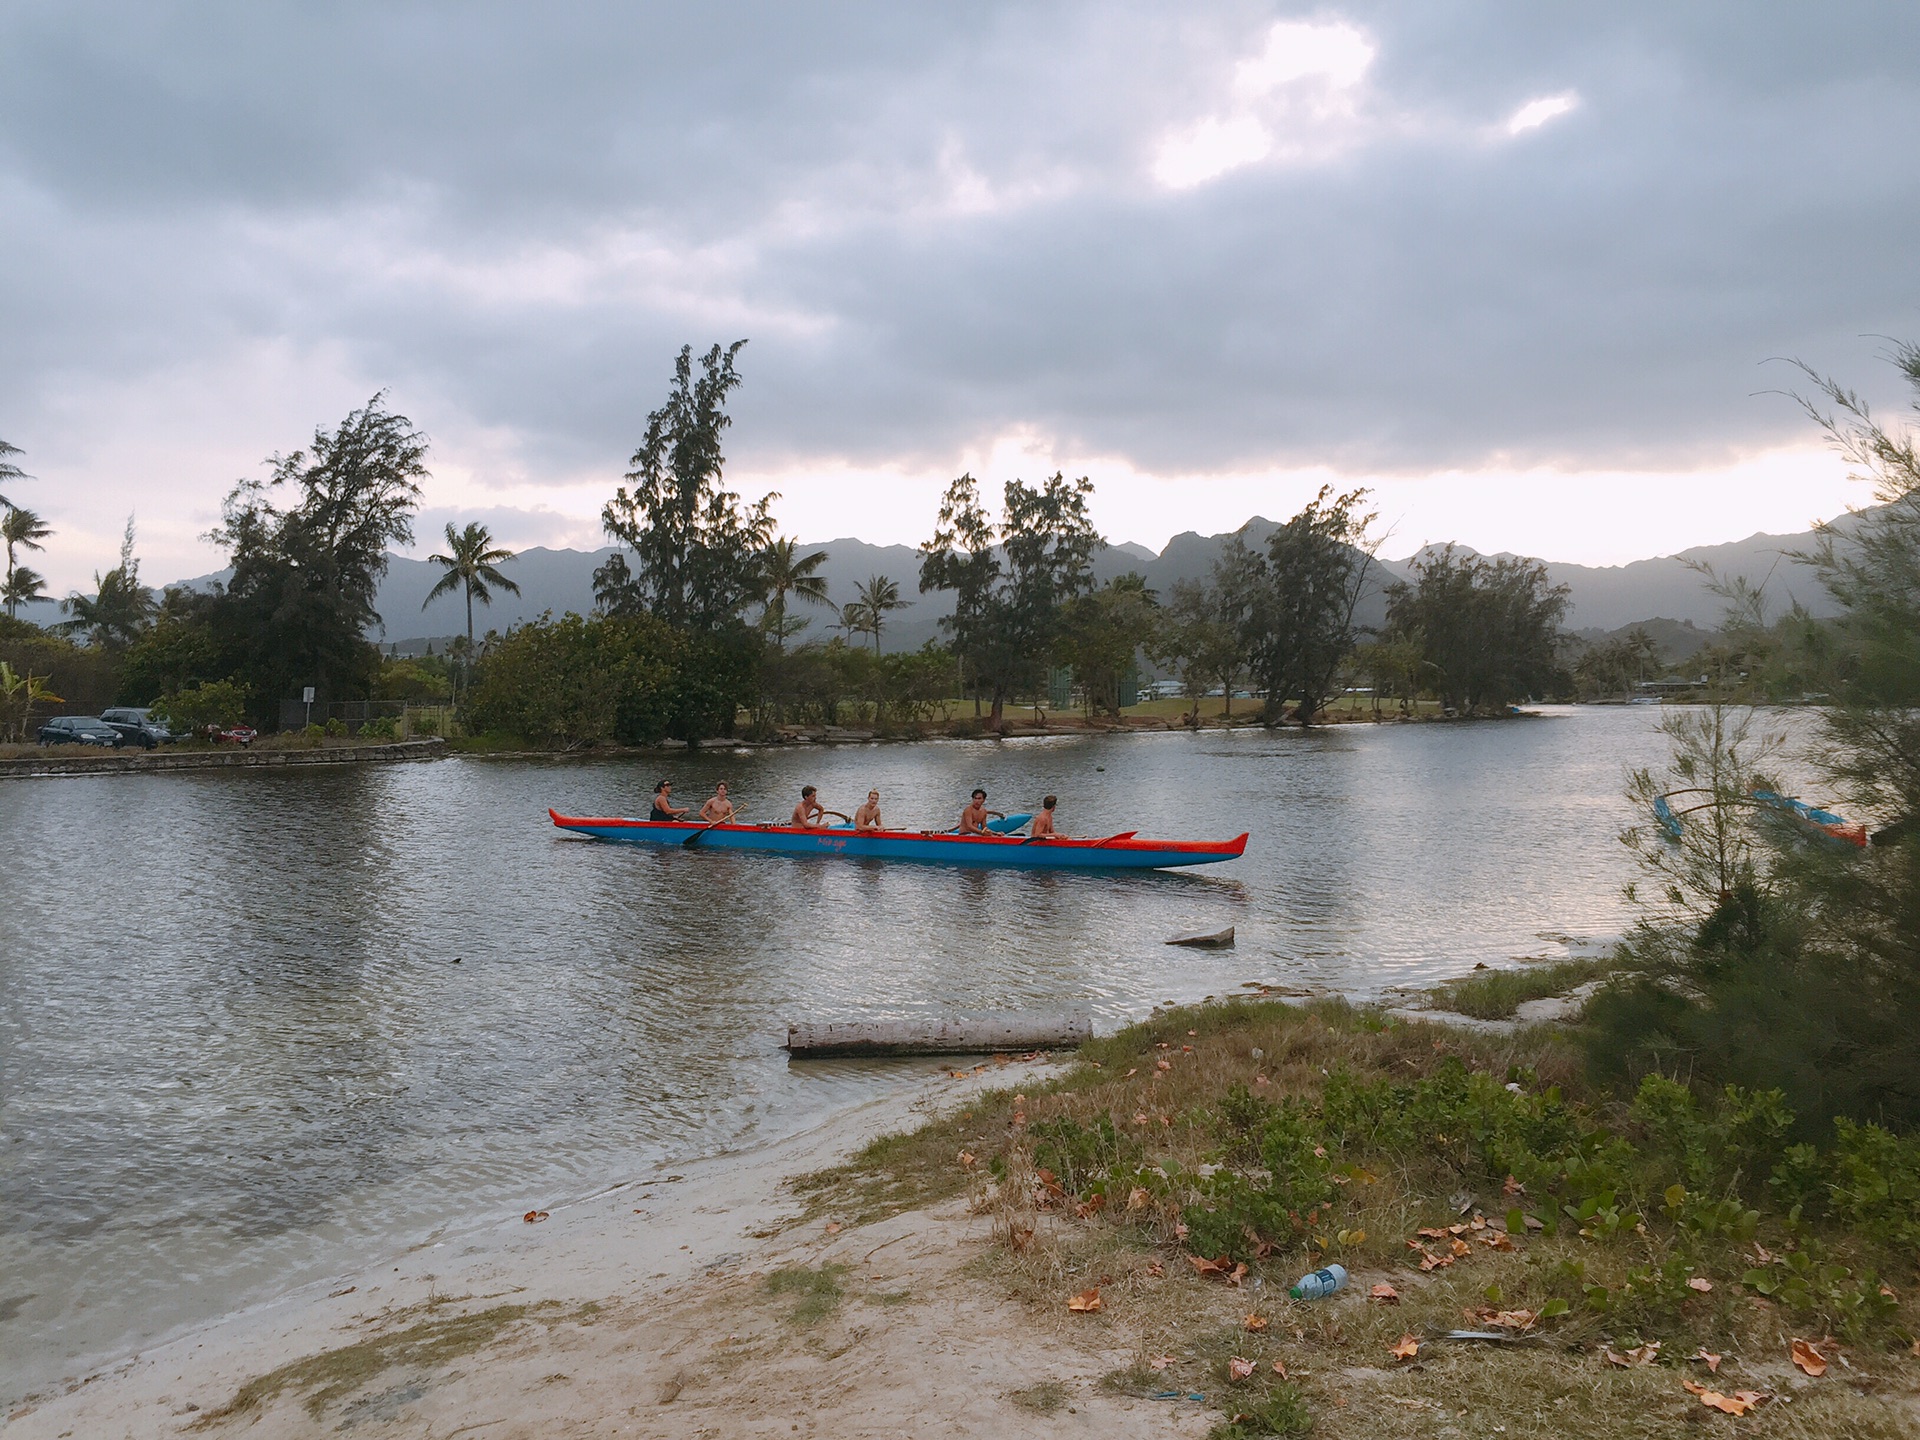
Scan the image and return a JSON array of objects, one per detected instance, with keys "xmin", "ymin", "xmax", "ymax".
[{"xmin": 302, "ymin": 686, "xmax": 315, "ymax": 704}]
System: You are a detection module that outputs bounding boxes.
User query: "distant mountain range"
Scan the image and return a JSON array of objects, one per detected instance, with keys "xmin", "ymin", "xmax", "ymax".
[{"xmin": 13, "ymin": 513, "xmax": 1850, "ymax": 656}]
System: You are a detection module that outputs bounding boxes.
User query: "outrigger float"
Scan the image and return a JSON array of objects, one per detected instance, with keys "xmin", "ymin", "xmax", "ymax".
[{"xmin": 547, "ymin": 809, "xmax": 1250, "ymax": 871}]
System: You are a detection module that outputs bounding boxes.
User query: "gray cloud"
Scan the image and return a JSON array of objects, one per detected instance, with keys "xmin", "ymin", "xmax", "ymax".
[{"xmin": 1, "ymin": 0, "xmax": 1916, "ymax": 516}]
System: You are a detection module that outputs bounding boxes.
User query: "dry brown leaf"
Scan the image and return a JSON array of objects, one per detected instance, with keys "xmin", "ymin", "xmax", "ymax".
[
  {"xmin": 1469, "ymin": 1213, "xmax": 1488, "ymax": 1230},
  {"xmin": 1485, "ymin": 1309, "xmax": 1536, "ymax": 1330},
  {"xmin": 1156, "ymin": 1059, "xmax": 1172, "ymax": 1071},
  {"xmin": 1187, "ymin": 1028, "xmax": 1198, "ymax": 1036},
  {"xmin": 1228, "ymin": 1262, "xmax": 1249, "ymax": 1287},
  {"xmin": 1254, "ymin": 1075, "xmax": 1269, "ymax": 1086},
  {"xmin": 1415, "ymin": 1227, "xmax": 1451, "ymax": 1240},
  {"xmin": 1417, "ymin": 1252, "xmax": 1453, "ymax": 1272},
  {"xmin": 1699, "ymin": 1389, "xmax": 1758, "ymax": 1416},
  {"xmin": 1603, "ymin": 1349, "xmax": 1630, "ymax": 1368},
  {"xmin": 1390, "ymin": 1334, "xmax": 1420, "ymax": 1361},
  {"xmin": 1146, "ymin": 1260, "xmax": 1164, "ymax": 1278},
  {"xmin": 1687, "ymin": 1276, "xmax": 1713, "ymax": 1293},
  {"xmin": 1791, "ymin": 1338, "xmax": 1827, "ymax": 1377},
  {"xmin": 1244, "ymin": 1314, "xmax": 1269, "ymax": 1332},
  {"xmin": 824, "ymin": 1221, "xmax": 842, "ymax": 1234},
  {"xmin": 958, "ymin": 1150, "xmax": 976, "ymax": 1169},
  {"xmin": 1149, "ymin": 1355, "xmax": 1172, "ymax": 1371},
  {"xmin": 1312, "ymin": 1145, "xmax": 1329, "ymax": 1159},
  {"xmin": 1067, "ymin": 1288, "xmax": 1102, "ymax": 1313},
  {"xmin": 1228, "ymin": 1357, "xmax": 1256, "ymax": 1380},
  {"xmin": 1751, "ymin": 1242, "xmax": 1774, "ymax": 1265},
  {"xmin": 523, "ymin": 1209, "xmax": 549, "ymax": 1223},
  {"xmin": 1448, "ymin": 1238, "xmax": 1472, "ymax": 1258},
  {"xmin": 1523, "ymin": 1214, "xmax": 1544, "ymax": 1231},
  {"xmin": 1123, "ymin": 1067, "xmax": 1137, "ymax": 1078},
  {"xmin": 1271, "ymin": 1359, "xmax": 1288, "ymax": 1378},
  {"xmin": 1879, "ymin": 1282, "xmax": 1898, "ymax": 1300},
  {"xmin": 1502, "ymin": 1174, "xmax": 1526, "ymax": 1196},
  {"xmin": 1910, "ymin": 1338, "xmax": 1920, "ymax": 1358},
  {"xmin": 1480, "ymin": 1232, "xmax": 1516, "ymax": 1251},
  {"xmin": 1693, "ymin": 1349, "xmax": 1723, "ymax": 1373},
  {"xmin": 1126, "ymin": 1186, "xmax": 1150, "ymax": 1211},
  {"xmin": 1369, "ymin": 1283, "xmax": 1401, "ymax": 1305}
]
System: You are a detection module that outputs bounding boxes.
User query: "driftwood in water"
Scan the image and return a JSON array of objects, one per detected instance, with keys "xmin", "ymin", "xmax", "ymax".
[
  {"xmin": 785, "ymin": 1011, "xmax": 1092, "ymax": 1059},
  {"xmin": 1167, "ymin": 926, "xmax": 1236, "ymax": 949}
]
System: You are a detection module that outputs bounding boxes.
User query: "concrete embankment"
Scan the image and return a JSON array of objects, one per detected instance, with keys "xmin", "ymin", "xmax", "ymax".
[{"xmin": 0, "ymin": 737, "xmax": 447, "ymax": 779}]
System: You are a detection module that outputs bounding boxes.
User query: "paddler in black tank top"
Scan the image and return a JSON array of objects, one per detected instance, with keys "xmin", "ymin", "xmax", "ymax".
[{"xmin": 649, "ymin": 779, "xmax": 689, "ymax": 822}]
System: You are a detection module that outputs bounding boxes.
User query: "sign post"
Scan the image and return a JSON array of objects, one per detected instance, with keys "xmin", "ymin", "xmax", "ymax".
[{"xmin": 302, "ymin": 686, "xmax": 315, "ymax": 729}]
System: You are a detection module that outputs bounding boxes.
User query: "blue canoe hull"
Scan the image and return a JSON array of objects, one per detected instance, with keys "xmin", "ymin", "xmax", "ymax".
[{"xmin": 548, "ymin": 811, "xmax": 1249, "ymax": 871}]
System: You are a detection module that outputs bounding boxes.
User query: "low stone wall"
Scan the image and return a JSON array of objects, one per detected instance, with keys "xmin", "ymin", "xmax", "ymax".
[{"xmin": 0, "ymin": 737, "xmax": 447, "ymax": 779}]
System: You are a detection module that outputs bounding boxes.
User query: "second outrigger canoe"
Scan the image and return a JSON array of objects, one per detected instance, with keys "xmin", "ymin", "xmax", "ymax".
[{"xmin": 548, "ymin": 809, "xmax": 1250, "ymax": 871}]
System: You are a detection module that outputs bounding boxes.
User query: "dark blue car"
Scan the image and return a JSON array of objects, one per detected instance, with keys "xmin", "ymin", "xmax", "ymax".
[{"xmin": 37, "ymin": 716, "xmax": 124, "ymax": 748}]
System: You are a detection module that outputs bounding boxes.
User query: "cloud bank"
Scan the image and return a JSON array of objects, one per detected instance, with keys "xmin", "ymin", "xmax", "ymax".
[{"xmin": 0, "ymin": 2, "xmax": 1915, "ymax": 586}]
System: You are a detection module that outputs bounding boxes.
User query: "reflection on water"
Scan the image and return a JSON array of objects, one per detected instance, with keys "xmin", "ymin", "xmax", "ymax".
[{"xmin": 0, "ymin": 707, "xmax": 1736, "ymax": 1395}]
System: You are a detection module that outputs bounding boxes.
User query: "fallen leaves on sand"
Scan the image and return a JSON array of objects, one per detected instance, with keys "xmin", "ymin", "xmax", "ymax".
[
  {"xmin": 523, "ymin": 1209, "xmax": 549, "ymax": 1223},
  {"xmin": 1603, "ymin": 1341, "xmax": 1661, "ymax": 1367},
  {"xmin": 1693, "ymin": 1349, "xmax": 1723, "ymax": 1373},
  {"xmin": 1228, "ymin": 1357, "xmax": 1256, "ymax": 1380},
  {"xmin": 1683, "ymin": 1380, "xmax": 1766, "ymax": 1415},
  {"xmin": 1369, "ymin": 1283, "xmax": 1401, "ymax": 1305},
  {"xmin": 1244, "ymin": 1314, "xmax": 1269, "ymax": 1332},
  {"xmin": 1390, "ymin": 1334, "xmax": 1420, "ymax": 1361},
  {"xmin": 1480, "ymin": 1231, "xmax": 1516, "ymax": 1251},
  {"xmin": 1067, "ymin": 1288, "xmax": 1102, "ymax": 1313},
  {"xmin": 1791, "ymin": 1338, "xmax": 1828, "ymax": 1377}
]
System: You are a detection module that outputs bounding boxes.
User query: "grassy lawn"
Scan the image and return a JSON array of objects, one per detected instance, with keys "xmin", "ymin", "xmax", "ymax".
[{"xmin": 795, "ymin": 998, "xmax": 1920, "ymax": 1438}]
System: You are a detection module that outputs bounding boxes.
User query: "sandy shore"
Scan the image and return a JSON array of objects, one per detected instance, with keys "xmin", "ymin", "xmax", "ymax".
[{"xmin": 5, "ymin": 1058, "xmax": 1204, "ymax": 1440}]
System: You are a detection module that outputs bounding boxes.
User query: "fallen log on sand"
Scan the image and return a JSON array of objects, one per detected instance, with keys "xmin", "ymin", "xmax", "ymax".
[
  {"xmin": 785, "ymin": 1011, "xmax": 1093, "ymax": 1059},
  {"xmin": 1166, "ymin": 926, "xmax": 1235, "ymax": 948}
]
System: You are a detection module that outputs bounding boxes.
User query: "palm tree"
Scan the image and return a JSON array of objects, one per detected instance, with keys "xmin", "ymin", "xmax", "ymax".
[
  {"xmin": 0, "ymin": 438, "xmax": 27, "ymax": 511},
  {"xmin": 60, "ymin": 516, "xmax": 154, "ymax": 647},
  {"xmin": 758, "ymin": 537, "xmax": 831, "ymax": 652},
  {"xmin": 850, "ymin": 573, "xmax": 911, "ymax": 652},
  {"xmin": 2, "ymin": 564, "xmax": 49, "ymax": 620},
  {"xmin": 3, "ymin": 506, "xmax": 52, "ymax": 618},
  {"xmin": 423, "ymin": 522, "xmax": 521, "ymax": 645}
]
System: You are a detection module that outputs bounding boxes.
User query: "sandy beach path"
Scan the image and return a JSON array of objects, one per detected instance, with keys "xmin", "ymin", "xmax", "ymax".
[{"xmin": 6, "ymin": 1060, "xmax": 1206, "ymax": 1440}]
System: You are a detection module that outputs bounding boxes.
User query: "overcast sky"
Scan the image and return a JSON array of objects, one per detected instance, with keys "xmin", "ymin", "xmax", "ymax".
[{"xmin": 3, "ymin": 2, "xmax": 1917, "ymax": 592}]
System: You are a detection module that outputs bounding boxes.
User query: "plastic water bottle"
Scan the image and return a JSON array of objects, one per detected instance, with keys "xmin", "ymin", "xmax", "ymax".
[{"xmin": 1288, "ymin": 1263, "xmax": 1348, "ymax": 1300}]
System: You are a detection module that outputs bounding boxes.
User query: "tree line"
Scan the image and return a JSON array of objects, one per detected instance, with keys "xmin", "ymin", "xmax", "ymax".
[{"xmin": 2, "ymin": 341, "xmax": 1577, "ymax": 746}]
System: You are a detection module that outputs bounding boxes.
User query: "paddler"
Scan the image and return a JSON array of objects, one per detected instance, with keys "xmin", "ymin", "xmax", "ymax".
[
  {"xmin": 1029, "ymin": 795, "xmax": 1061, "ymax": 838},
  {"xmin": 649, "ymin": 779, "xmax": 689, "ymax": 822},
  {"xmin": 792, "ymin": 785, "xmax": 827, "ymax": 828},
  {"xmin": 958, "ymin": 788, "xmax": 991, "ymax": 835},
  {"xmin": 699, "ymin": 781, "xmax": 735, "ymax": 824},
  {"xmin": 853, "ymin": 789, "xmax": 884, "ymax": 830}
]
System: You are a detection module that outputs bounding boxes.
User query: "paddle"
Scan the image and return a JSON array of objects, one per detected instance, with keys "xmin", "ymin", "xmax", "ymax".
[
  {"xmin": 1021, "ymin": 829, "xmax": 1137, "ymax": 846},
  {"xmin": 683, "ymin": 813, "xmax": 742, "ymax": 846}
]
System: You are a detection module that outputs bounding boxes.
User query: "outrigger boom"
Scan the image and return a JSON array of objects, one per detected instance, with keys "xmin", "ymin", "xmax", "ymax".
[{"xmin": 547, "ymin": 810, "xmax": 1249, "ymax": 871}]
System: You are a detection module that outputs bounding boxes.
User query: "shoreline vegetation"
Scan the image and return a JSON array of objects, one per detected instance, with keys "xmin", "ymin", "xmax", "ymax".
[{"xmin": 14, "ymin": 981, "xmax": 1919, "ymax": 1439}]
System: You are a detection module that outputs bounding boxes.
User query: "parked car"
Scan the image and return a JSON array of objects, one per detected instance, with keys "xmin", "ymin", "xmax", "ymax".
[
  {"xmin": 37, "ymin": 716, "xmax": 124, "ymax": 748},
  {"xmin": 100, "ymin": 706, "xmax": 179, "ymax": 749},
  {"xmin": 205, "ymin": 723, "xmax": 258, "ymax": 747}
]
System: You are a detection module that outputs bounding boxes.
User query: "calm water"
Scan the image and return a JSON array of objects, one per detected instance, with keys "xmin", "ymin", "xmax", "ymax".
[{"xmin": 0, "ymin": 707, "xmax": 1731, "ymax": 1397}]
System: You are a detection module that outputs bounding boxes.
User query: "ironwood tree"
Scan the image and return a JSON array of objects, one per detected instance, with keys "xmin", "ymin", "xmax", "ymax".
[
  {"xmin": 209, "ymin": 393, "xmax": 428, "ymax": 715},
  {"xmin": 594, "ymin": 341, "xmax": 773, "ymax": 631},
  {"xmin": 1217, "ymin": 486, "xmax": 1377, "ymax": 725},
  {"xmin": 1385, "ymin": 546, "xmax": 1569, "ymax": 712},
  {"xmin": 919, "ymin": 471, "xmax": 1103, "ymax": 725}
]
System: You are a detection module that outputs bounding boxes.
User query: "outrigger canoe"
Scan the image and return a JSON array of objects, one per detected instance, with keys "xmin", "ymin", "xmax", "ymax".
[
  {"xmin": 547, "ymin": 809, "xmax": 1250, "ymax": 871},
  {"xmin": 1652, "ymin": 788, "xmax": 1869, "ymax": 848}
]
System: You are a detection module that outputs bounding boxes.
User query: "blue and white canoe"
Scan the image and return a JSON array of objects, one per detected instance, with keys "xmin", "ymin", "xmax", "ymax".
[{"xmin": 548, "ymin": 810, "xmax": 1250, "ymax": 871}]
